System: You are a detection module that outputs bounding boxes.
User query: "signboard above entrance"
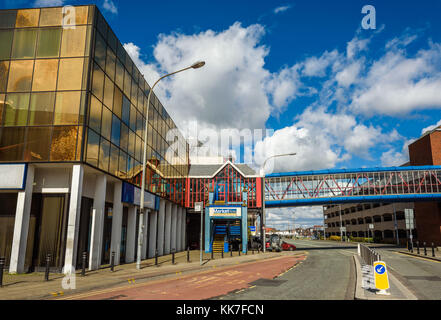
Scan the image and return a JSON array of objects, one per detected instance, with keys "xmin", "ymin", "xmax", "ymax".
[{"xmin": 209, "ymin": 206, "xmax": 242, "ymax": 217}]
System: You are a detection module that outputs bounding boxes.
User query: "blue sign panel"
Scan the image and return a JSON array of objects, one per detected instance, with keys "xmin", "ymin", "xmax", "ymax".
[{"xmin": 121, "ymin": 182, "xmax": 158, "ymax": 210}]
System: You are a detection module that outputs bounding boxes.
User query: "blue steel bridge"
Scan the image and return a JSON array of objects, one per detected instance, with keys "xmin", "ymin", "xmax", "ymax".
[{"xmin": 264, "ymin": 166, "xmax": 441, "ymax": 207}]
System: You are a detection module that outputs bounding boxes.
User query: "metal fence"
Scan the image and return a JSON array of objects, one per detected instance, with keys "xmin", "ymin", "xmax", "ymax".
[{"xmin": 358, "ymin": 243, "xmax": 381, "ymax": 265}]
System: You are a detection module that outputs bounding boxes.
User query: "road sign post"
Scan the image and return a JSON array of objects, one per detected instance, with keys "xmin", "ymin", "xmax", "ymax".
[
  {"xmin": 373, "ymin": 261, "xmax": 390, "ymax": 295},
  {"xmin": 195, "ymin": 202, "xmax": 203, "ymax": 266}
]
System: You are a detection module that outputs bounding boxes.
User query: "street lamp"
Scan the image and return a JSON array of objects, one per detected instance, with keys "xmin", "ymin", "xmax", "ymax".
[
  {"xmin": 260, "ymin": 152, "xmax": 296, "ymax": 253},
  {"xmin": 137, "ymin": 60, "xmax": 205, "ymax": 269}
]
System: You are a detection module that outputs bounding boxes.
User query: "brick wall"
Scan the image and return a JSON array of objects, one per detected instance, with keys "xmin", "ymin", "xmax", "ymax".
[{"xmin": 408, "ymin": 129, "xmax": 441, "ymax": 245}]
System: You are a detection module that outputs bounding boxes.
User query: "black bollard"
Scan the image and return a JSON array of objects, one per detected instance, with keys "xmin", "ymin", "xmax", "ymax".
[
  {"xmin": 417, "ymin": 241, "xmax": 420, "ymax": 254},
  {"xmin": 45, "ymin": 254, "xmax": 51, "ymax": 281},
  {"xmin": 81, "ymin": 251, "xmax": 87, "ymax": 276},
  {"xmin": 432, "ymin": 242, "xmax": 436, "ymax": 257},
  {"xmin": 0, "ymin": 257, "xmax": 4, "ymax": 287},
  {"xmin": 155, "ymin": 249, "xmax": 158, "ymax": 266},
  {"xmin": 172, "ymin": 249, "xmax": 175, "ymax": 265},
  {"xmin": 187, "ymin": 247, "xmax": 190, "ymax": 263},
  {"xmin": 110, "ymin": 251, "xmax": 115, "ymax": 272},
  {"xmin": 424, "ymin": 242, "xmax": 427, "ymax": 256},
  {"xmin": 221, "ymin": 245, "xmax": 224, "ymax": 259},
  {"xmin": 211, "ymin": 249, "xmax": 214, "ymax": 260},
  {"xmin": 230, "ymin": 245, "xmax": 233, "ymax": 257},
  {"xmin": 246, "ymin": 246, "xmax": 248, "ymax": 255},
  {"xmin": 238, "ymin": 244, "xmax": 241, "ymax": 256}
]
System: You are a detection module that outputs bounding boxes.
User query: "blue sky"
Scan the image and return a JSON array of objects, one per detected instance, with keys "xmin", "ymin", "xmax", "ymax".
[{"xmin": 3, "ymin": 0, "xmax": 441, "ymax": 227}]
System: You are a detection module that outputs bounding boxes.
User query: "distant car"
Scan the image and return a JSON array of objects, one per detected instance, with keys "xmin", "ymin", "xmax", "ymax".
[{"xmin": 281, "ymin": 241, "xmax": 296, "ymax": 251}]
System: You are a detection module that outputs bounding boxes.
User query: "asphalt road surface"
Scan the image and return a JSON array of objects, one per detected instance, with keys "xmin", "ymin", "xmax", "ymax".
[{"xmin": 216, "ymin": 239, "xmax": 357, "ymax": 300}]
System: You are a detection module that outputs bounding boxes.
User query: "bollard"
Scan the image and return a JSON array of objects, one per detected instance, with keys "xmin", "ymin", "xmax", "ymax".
[
  {"xmin": 424, "ymin": 242, "xmax": 427, "ymax": 256},
  {"xmin": 417, "ymin": 241, "xmax": 420, "ymax": 254},
  {"xmin": 221, "ymin": 245, "xmax": 224, "ymax": 259},
  {"xmin": 238, "ymin": 244, "xmax": 241, "ymax": 256},
  {"xmin": 110, "ymin": 251, "xmax": 115, "ymax": 272},
  {"xmin": 230, "ymin": 245, "xmax": 233, "ymax": 257},
  {"xmin": 432, "ymin": 242, "xmax": 436, "ymax": 257},
  {"xmin": 0, "ymin": 257, "xmax": 4, "ymax": 287},
  {"xmin": 252, "ymin": 247, "xmax": 254, "ymax": 255},
  {"xmin": 155, "ymin": 249, "xmax": 158, "ymax": 266},
  {"xmin": 187, "ymin": 247, "xmax": 190, "ymax": 263},
  {"xmin": 172, "ymin": 249, "xmax": 176, "ymax": 265},
  {"xmin": 258, "ymin": 245, "xmax": 260, "ymax": 254},
  {"xmin": 211, "ymin": 249, "xmax": 214, "ymax": 260},
  {"xmin": 81, "ymin": 251, "xmax": 87, "ymax": 276},
  {"xmin": 45, "ymin": 254, "xmax": 51, "ymax": 281}
]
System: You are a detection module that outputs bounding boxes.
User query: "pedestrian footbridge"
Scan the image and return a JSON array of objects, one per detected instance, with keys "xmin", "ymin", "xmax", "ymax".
[{"xmin": 264, "ymin": 166, "xmax": 441, "ymax": 207}]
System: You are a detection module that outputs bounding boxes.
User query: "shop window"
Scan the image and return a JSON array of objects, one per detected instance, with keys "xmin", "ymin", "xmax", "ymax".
[
  {"xmin": 16, "ymin": 9, "xmax": 39, "ymax": 28},
  {"xmin": 54, "ymin": 91, "xmax": 81, "ymax": 125},
  {"xmin": 39, "ymin": 7, "xmax": 62, "ymax": 26},
  {"xmin": 32, "ymin": 59, "xmax": 58, "ymax": 91},
  {"xmin": 61, "ymin": 25, "xmax": 87, "ymax": 57},
  {"xmin": 50, "ymin": 126, "xmax": 78, "ymax": 161},
  {"xmin": 36, "ymin": 28, "xmax": 61, "ymax": 58},
  {"xmin": 29, "ymin": 92, "xmax": 55, "ymax": 125},
  {"xmin": 88, "ymin": 95, "xmax": 102, "ymax": 133},
  {"xmin": 4, "ymin": 93, "xmax": 29, "ymax": 126},
  {"xmin": 24, "ymin": 126, "xmax": 52, "ymax": 161},
  {"xmin": 0, "ymin": 30, "xmax": 13, "ymax": 60},
  {"xmin": 0, "ymin": 126, "xmax": 25, "ymax": 161},
  {"xmin": 57, "ymin": 58, "xmax": 84, "ymax": 90},
  {"xmin": 7, "ymin": 60, "xmax": 34, "ymax": 92}
]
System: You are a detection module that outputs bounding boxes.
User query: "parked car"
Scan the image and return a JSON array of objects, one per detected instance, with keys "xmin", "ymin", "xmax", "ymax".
[{"xmin": 281, "ymin": 241, "xmax": 296, "ymax": 251}]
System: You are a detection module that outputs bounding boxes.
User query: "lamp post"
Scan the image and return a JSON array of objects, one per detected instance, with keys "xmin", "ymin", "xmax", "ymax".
[
  {"xmin": 260, "ymin": 153, "xmax": 296, "ymax": 253},
  {"xmin": 137, "ymin": 61, "xmax": 205, "ymax": 269}
]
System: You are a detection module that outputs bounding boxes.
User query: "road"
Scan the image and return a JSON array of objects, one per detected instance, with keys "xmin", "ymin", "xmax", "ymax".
[
  {"xmin": 216, "ymin": 239, "xmax": 358, "ymax": 300},
  {"xmin": 370, "ymin": 246, "xmax": 441, "ymax": 300}
]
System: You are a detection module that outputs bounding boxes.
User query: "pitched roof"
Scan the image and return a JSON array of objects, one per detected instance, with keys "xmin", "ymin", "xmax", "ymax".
[{"xmin": 188, "ymin": 161, "xmax": 258, "ymax": 178}]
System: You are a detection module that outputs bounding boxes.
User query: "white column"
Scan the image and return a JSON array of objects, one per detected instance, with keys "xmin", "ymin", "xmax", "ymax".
[
  {"xmin": 171, "ymin": 204, "xmax": 177, "ymax": 253},
  {"xmin": 110, "ymin": 181, "xmax": 123, "ymax": 265},
  {"xmin": 9, "ymin": 165, "xmax": 35, "ymax": 274},
  {"xmin": 141, "ymin": 210, "xmax": 149, "ymax": 259},
  {"xmin": 89, "ymin": 175, "xmax": 106, "ymax": 270},
  {"xmin": 164, "ymin": 202, "xmax": 172, "ymax": 254},
  {"xmin": 181, "ymin": 208, "xmax": 186, "ymax": 251},
  {"xmin": 157, "ymin": 199, "xmax": 165, "ymax": 256},
  {"xmin": 125, "ymin": 205, "xmax": 137, "ymax": 263},
  {"xmin": 148, "ymin": 211, "xmax": 157, "ymax": 258},
  {"xmin": 63, "ymin": 164, "xmax": 84, "ymax": 274},
  {"xmin": 177, "ymin": 207, "xmax": 182, "ymax": 252}
]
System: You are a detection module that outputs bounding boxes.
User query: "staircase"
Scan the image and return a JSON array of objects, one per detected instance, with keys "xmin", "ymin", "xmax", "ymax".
[
  {"xmin": 212, "ymin": 225, "xmax": 227, "ymax": 253},
  {"xmin": 229, "ymin": 221, "xmax": 241, "ymax": 239}
]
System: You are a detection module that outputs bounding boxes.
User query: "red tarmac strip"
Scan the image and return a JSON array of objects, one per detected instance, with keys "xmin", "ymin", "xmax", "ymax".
[{"xmin": 76, "ymin": 255, "xmax": 306, "ymax": 300}]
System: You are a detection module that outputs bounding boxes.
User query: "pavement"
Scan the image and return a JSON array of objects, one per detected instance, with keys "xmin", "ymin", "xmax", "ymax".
[
  {"xmin": 397, "ymin": 247, "xmax": 441, "ymax": 262},
  {"xmin": 0, "ymin": 249, "xmax": 303, "ymax": 300}
]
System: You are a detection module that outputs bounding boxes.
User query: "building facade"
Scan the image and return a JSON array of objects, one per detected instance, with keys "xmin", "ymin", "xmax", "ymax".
[{"xmin": 0, "ymin": 5, "xmax": 189, "ymax": 273}]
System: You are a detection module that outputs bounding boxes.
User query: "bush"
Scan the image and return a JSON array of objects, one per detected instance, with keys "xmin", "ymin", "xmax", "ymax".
[
  {"xmin": 349, "ymin": 236, "xmax": 373, "ymax": 243},
  {"xmin": 329, "ymin": 235, "xmax": 341, "ymax": 241}
]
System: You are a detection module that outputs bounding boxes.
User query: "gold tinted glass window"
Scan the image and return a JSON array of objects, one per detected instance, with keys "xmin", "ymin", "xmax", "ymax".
[
  {"xmin": 7, "ymin": 60, "xmax": 34, "ymax": 92},
  {"xmin": 50, "ymin": 126, "xmax": 78, "ymax": 161},
  {"xmin": 54, "ymin": 91, "xmax": 81, "ymax": 125},
  {"xmin": 99, "ymin": 137, "xmax": 110, "ymax": 171},
  {"xmin": 61, "ymin": 25, "xmax": 87, "ymax": 57},
  {"xmin": 89, "ymin": 95, "xmax": 102, "ymax": 133},
  {"xmin": 106, "ymin": 47, "xmax": 116, "ymax": 80},
  {"xmin": 103, "ymin": 75, "xmax": 114, "ymax": 109},
  {"xmin": 94, "ymin": 32, "xmax": 106, "ymax": 70},
  {"xmin": 109, "ymin": 143, "xmax": 119, "ymax": 176},
  {"xmin": 25, "ymin": 126, "xmax": 52, "ymax": 161},
  {"xmin": 128, "ymin": 130, "xmax": 135, "ymax": 157},
  {"xmin": 101, "ymin": 105, "xmax": 112, "ymax": 141},
  {"xmin": 4, "ymin": 93, "xmax": 29, "ymax": 126},
  {"xmin": 123, "ymin": 68, "xmax": 131, "ymax": 97},
  {"xmin": 0, "ymin": 30, "xmax": 13, "ymax": 60},
  {"xmin": 113, "ymin": 86, "xmax": 122, "ymax": 118},
  {"xmin": 86, "ymin": 128, "xmax": 99, "ymax": 166},
  {"xmin": 119, "ymin": 151, "xmax": 127, "ymax": 177},
  {"xmin": 0, "ymin": 10, "xmax": 17, "ymax": 29},
  {"xmin": 120, "ymin": 122, "xmax": 129, "ymax": 152},
  {"xmin": 92, "ymin": 64, "xmax": 105, "ymax": 102},
  {"xmin": 29, "ymin": 92, "xmax": 55, "ymax": 125},
  {"xmin": 0, "ymin": 61, "xmax": 9, "ymax": 93},
  {"xmin": 0, "ymin": 94, "xmax": 4, "ymax": 124},
  {"xmin": 130, "ymin": 104, "xmax": 136, "ymax": 131},
  {"xmin": 57, "ymin": 58, "xmax": 83, "ymax": 90},
  {"xmin": 12, "ymin": 29, "xmax": 37, "ymax": 59},
  {"xmin": 39, "ymin": 7, "xmax": 62, "ymax": 26},
  {"xmin": 115, "ymin": 59, "xmax": 124, "ymax": 90},
  {"xmin": 0, "ymin": 127, "xmax": 25, "ymax": 162},
  {"xmin": 74, "ymin": 6, "xmax": 89, "ymax": 25},
  {"xmin": 16, "ymin": 9, "xmax": 40, "ymax": 28},
  {"xmin": 37, "ymin": 28, "xmax": 61, "ymax": 58},
  {"xmin": 32, "ymin": 59, "xmax": 58, "ymax": 91}
]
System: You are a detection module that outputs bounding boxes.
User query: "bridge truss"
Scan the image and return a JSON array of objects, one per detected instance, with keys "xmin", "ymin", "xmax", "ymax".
[{"xmin": 264, "ymin": 166, "xmax": 441, "ymax": 207}]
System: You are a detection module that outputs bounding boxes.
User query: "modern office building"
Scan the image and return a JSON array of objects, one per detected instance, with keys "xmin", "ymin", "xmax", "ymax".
[{"xmin": 0, "ymin": 5, "xmax": 189, "ymax": 273}]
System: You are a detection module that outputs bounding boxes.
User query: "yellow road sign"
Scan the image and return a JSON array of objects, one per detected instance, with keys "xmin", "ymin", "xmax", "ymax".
[{"xmin": 373, "ymin": 261, "xmax": 389, "ymax": 292}]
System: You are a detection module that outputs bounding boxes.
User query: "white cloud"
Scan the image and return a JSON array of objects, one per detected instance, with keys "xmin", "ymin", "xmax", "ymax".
[
  {"xmin": 421, "ymin": 119, "xmax": 441, "ymax": 135},
  {"xmin": 103, "ymin": 0, "xmax": 118, "ymax": 14},
  {"xmin": 267, "ymin": 206, "xmax": 324, "ymax": 229},
  {"xmin": 302, "ymin": 50, "xmax": 339, "ymax": 77},
  {"xmin": 33, "ymin": 0, "xmax": 64, "ymax": 6},
  {"xmin": 274, "ymin": 5, "xmax": 291, "ymax": 14}
]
